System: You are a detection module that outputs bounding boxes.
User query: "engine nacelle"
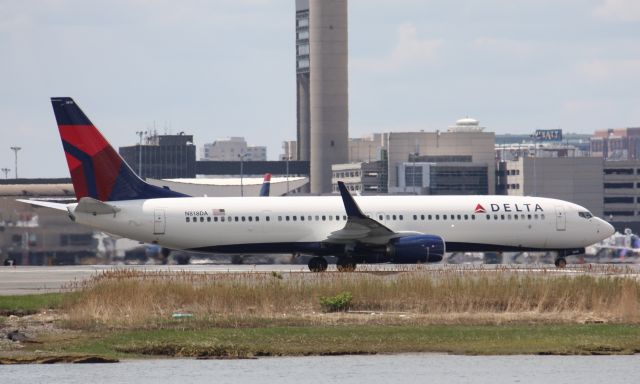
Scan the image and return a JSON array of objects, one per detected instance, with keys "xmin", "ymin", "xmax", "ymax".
[{"xmin": 386, "ymin": 235, "xmax": 446, "ymax": 263}]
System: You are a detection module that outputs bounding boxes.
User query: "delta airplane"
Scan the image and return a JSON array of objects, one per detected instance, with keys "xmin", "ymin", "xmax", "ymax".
[{"xmin": 19, "ymin": 98, "xmax": 615, "ymax": 271}]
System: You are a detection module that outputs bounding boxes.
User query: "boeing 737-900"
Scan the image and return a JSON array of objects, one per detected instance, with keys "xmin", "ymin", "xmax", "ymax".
[{"xmin": 19, "ymin": 98, "xmax": 615, "ymax": 271}]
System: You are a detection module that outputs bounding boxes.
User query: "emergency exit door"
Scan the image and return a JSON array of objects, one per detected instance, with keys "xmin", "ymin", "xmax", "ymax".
[{"xmin": 154, "ymin": 209, "xmax": 166, "ymax": 235}]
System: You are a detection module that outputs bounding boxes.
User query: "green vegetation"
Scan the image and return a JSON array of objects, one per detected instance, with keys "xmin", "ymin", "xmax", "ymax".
[
  {"xmin": 320, "ymin": 291, "xmax": 353, "ymax": 312},
  {"xmin": 0, "ymin": 293, "xmax": 70, "ymax": 315},
  {"xmin": 33, "ymin": 325, "xmax": 640, "ymax": 358}
]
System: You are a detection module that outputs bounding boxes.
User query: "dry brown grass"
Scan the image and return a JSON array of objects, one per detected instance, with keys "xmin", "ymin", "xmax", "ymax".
[{"xmin": 63, "ymin": 265, "xmax": 640, "ymax": 329}]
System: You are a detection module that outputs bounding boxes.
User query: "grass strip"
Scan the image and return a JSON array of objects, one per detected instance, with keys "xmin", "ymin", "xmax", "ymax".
[
  {"xmin": 0, "ymin": 293, "xmax": 70, "ymax": 315},
  {"xmin": 40, "ymin": 324, "xmax": 640, "ymax": 359}
]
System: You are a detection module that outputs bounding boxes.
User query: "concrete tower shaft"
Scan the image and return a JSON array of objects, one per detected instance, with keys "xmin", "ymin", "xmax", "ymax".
[{"xmin": 309, "ymin": 0, "xmax": 349, "ymax": 194}]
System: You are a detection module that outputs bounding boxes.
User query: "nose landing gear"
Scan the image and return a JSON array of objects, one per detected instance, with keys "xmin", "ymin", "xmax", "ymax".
[{"xmin": 554, "ymin": 257, "xmax": 567, "ymax": 268}]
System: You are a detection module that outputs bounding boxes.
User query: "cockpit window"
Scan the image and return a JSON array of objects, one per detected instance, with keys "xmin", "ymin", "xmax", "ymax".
[{"xmin": 578, "ymin": 211, "xmax": 593, "ymax": 219}]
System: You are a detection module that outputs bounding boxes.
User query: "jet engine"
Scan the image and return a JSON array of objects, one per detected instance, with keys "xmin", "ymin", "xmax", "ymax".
[{"xmin": 386, "ymin": 235, "xmax": 445, "ymax": 263}]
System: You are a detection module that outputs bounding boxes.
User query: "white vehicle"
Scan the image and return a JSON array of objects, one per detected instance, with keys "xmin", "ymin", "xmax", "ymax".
[{"xmin": 20, "ymin": 98, "xmax": 615, "ymax": 271}]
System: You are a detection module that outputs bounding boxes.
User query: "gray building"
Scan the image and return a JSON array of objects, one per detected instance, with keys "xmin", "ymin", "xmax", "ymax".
[
  {"xmin": 331, "ymin": 161, "xmax": 387, "ymax": 194},
  {"xmin": 500, "ymin": 157, "xmax": 604, "ymax": 218},
  {"xmin": 602, "ymin": 160, "xmax": 640, "ymax": 232},
  {"xmin": 119, "ymin": 133, "xmax": 196, "ymax": 179},
  {"xmin": 386, "ymin": 119, "xmax": 496, "ymax": 195},
  {"xmin": 296, "ymin": 0, "xmax": 349, "ymax": 194}
]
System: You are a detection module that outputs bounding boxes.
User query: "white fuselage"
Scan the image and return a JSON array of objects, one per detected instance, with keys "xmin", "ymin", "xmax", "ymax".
[{"xmin": 70, "ymin": 195, "xmax": 614, "ymax": 254}]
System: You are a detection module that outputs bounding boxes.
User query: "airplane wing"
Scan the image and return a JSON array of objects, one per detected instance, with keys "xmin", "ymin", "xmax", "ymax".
[{"xmin": 326, "ymin": 182, "xmax": 420, "ymax": 245}]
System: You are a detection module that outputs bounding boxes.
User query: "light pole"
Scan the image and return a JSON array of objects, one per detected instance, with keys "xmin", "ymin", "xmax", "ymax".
[
  {"xmin": 238, "ymin": 153, "xmax": 249, "ymax": 197},
  {"xmin": 135, "ymin": 131, "xmax": 147, "ymax": 177},
  {"xmin": 10, "ymin": 147, "xmax": 21, "ymax": 179},
  {"xmin": 286, "ymin": 155, "xmax": 291, "ymax": 196},
  {"xmin": 1, "ymin": 168, "xmax": 9, "ymax": 179}
]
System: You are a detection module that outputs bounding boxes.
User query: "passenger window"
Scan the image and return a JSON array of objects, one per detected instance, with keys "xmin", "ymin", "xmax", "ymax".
[
  {"xmin": 241, "ymin": 216, "xmax": 246, "ymax": 222},
  {"xmin": 186, "ymin": 217, "xmax": 190, "ymax": 223},
  {"xmin": 214, "ymin": 217, "xmax": 218, "ymax": 222},
  {"xmin": 413, "ymin": 215, "xmax": 417, "ymax": 220},
  {"xmin": 386, "ymin": 215, "xmax": 390, "ymax": 220},
  {"xmin": 399, "ymin": 215, "xmax": 403, "ymax": 220},
  {"xmin": 486, "ymin": 215, "xmax": 490, "ymax": 220},
  {"xmin": 494, "ymin": 215, "xmax": 498, "ymax": 220},
  {"xmin": 300, "ymin": 216, "xmax": 304, "ymax": 221},
  {"xmin": 443, "ymin": 215, "xmax": 447, "ymax": 220},
  {"xmin": 379, "ymin": 215, "xmax": 383, "ymax": 220},
  {"xmin": 286, "ymin": 216, "xmax": 290, "ymax": 221},
  {"xmin": 421, "ymin": 215, "xmax": 425, "ymax": 220},
  {"xmin": 256, "ymin": 216, "xmax": 260, "ymax": 222},
  {"xmin": 221, "ymin": 217, "xmax": 225, "ymax": 222},
  {"xmin": 235, "ymin": 217, "xmax": 239, "ymax": 222},
  {"xmin": 207, "ymin": 217, "xmax": 211, "ymax": 222},
  {"xmin": 199, "ymin": 217, "xmax": 204, "ymax": 222},
  {"xmin": 329, "ymin": 215, "xmax": 333, "ymax": 221},
  {"xmin": 322, "ymin": 215, "xmax": 326, "ymax": 221},
  {"xmin": 278, "ymin": 216, "xmax": 282, "ymax": 221},
  {"xmin": 343, "ymin": 215, "xmax": 347, "ymax": 220},
  {"xmin": 248, "ymin": 216, "xmax": 252, "ymax": 222},
  {"xmin": 266, "ymin": 216, "xmax": 270, "ymax": 222},
  {"xmin": 428, "ymin": 215, "xmax": 432, "ymax": 220},
  {"xmin": 457, "ymin": 215, "xmax": 461, "ymax": 220},
  {"xmin": 541, "ymin": 214, "xmax": 545, "ymax": 220},
  {"xmin": 471, "ymin": 215, "xmax": 475, "ymax": 220},
  {"xmin": 500, "ymin": 215, "xmax": 504, "ymax": 220},
  {"xmin": 435, "ymin": 215, "xmax": 440, "ymax": 220},
  {"xmin": 315, "ymin": 215, "xmax": 320, "ymax": 221},
  {"xmin": 308, "ymin": 216, "xmax": 312, "ymax": 221},
  {"xmin": 392, "ymin": 215, "xmax": 397, "ymax": 220},
  {"xmin": 534, "ymin": 214, "xmax": 539, "ymax": 220},
  {"xmin": 335, "ymin": 215, "xmax": 340, "ymax": 221},
  {"xmin": 527, "ymin": 214, "xmax": 532, "ymax": 220}
]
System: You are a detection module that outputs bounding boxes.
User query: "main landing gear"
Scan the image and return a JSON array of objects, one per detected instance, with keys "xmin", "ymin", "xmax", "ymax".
[
  {"xmin": 336, "ymin": 257, "xmax": 357, "ymax": 272},
  {"xmin": 308, "ymin": 256, "xmax": 328, "ymax": 272},
  {"xmin": 554, "ymin": 257, "xmax": 567, "ymax": 268}
]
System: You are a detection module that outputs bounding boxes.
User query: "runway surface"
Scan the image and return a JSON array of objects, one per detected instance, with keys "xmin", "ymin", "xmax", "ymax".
[{"xmin": 1, "ymin": 263, "xmax": 638, "ymax": 295}]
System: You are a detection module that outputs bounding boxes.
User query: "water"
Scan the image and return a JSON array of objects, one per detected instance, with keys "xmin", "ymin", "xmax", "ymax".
[{"xmin": 3, "ymin": 354, "xmax": 639, "ymax": 384}]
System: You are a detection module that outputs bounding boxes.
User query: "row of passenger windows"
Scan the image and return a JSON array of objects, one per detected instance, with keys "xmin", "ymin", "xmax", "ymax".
[{"xmin": 185, "ymin": 213, "xmax": 546, "ymax": 223}]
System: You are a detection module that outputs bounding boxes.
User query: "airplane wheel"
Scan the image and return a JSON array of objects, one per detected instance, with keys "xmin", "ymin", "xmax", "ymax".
[
  {"xmin": 555, "ymin": 257, "xmax": 567, "ymax": 268},
  {"xmin": 336, "ymin": 258, "xmax": 356, "ymax": 272},
  {"xmin": 308, "ymin": 257, "xmax": 328, "ymax": 272}
]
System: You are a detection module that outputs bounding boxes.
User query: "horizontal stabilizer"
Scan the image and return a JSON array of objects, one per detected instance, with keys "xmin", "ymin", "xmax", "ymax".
[
  {"xmin": 75, "ymin": 197, "xmax": 120, "ymax": 215},
  {"xmin": 16, "ymin": 199, "xmax": 68, "ymax": 212}
]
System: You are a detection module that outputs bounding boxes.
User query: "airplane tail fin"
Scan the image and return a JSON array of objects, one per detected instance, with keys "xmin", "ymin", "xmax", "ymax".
[
  {"xmin": 259, "ymin": 173, "xmax": 271, "ymax": 197},
  {"xmin": 51, "ymin": 97, "xmax": 189, "ymax": 201}
]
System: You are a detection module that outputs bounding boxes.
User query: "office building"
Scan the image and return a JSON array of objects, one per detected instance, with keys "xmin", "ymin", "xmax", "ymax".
[
  {"xmin": 386, "ymin": 118, "xmax": 496, "ymax": 194},
  {"xmin": 500, "ymin": 157, "xmax": 604, "ymax": 218},
  {"xmin": 591, "ymin": 128, "xmax": 640, "ymax": 160},
  {"xmin": 202, "ymin": 137, "xmax": 267, "ymax": 161},
  {"xmin": 119, "ymin": 133, "xmax": 196, "ymax": 179}
]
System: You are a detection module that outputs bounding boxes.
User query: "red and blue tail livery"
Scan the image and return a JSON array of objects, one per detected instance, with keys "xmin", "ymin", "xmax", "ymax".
[
  {"xmin": 52, "ymin": 97, "xmax": 188, "ymax": 201},
  {"xmin": 259, "ymin": 173, "xmax": 271, "ymax": 197}
]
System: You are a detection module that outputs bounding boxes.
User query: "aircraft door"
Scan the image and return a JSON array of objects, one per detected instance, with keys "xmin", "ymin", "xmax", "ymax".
[
  {"xmin": 154, "ymin": 209, "xmax": 166, "ymax": 235},
  {"xmin": 555, "ymin": 206, "xmax": 566, "ymax": 231}
]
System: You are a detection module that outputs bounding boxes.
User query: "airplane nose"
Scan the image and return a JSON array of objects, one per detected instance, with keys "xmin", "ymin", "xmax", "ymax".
[{"xmin": 601, "ymin": 220, "xmax": 615, "ymax": 238}]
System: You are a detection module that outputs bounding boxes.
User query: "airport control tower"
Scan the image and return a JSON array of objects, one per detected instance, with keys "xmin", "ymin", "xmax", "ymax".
[{"xmin": 296, "ymin": 0, "xmax": 349, "ymax": 194}]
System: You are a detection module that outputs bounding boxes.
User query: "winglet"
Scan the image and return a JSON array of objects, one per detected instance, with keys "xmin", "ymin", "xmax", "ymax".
[{"xmin": 337, "ymin": 181, "xmax": 366, "ymax": 219}]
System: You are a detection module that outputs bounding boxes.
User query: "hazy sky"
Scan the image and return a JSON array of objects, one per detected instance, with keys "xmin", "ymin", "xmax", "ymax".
[{"xmin": 1, "ymin": 0, "xmax": 639, "ymax": 178}]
